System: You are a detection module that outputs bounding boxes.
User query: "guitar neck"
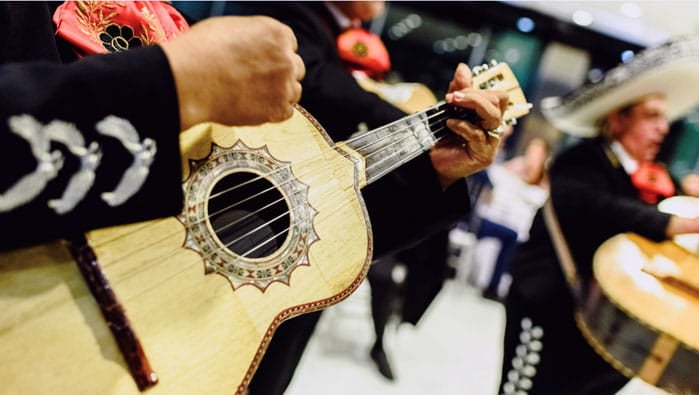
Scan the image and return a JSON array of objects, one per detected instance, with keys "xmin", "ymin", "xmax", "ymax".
[
  {"xmin": 344, "ymin": 61, "xmax": 530, "ymax": 186},
  {"xmin": 345, "ymin": 101, "xmax": 457, "ymax": 185}
]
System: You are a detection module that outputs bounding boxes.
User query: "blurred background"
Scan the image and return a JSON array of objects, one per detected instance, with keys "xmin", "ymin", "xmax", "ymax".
[
  {"xmin": 368, "ymin": 1, "xmax": 699, "ymax": 179},
  {"xmin": 173, "ymin": 2, "xmax": 699, "ymax": 394},
  {"xmin": 176, "ymin": 0, "xmax": 699, "ymax": 181}
]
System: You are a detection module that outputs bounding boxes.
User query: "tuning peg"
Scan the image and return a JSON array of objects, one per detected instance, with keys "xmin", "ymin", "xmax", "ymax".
[{"xmin": 473, "ymin": 60, "xmax": 502, "ymax": 76}]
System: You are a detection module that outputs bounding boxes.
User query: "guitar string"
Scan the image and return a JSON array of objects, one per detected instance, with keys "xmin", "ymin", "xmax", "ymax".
[
  {"xmin": 96, "ymin": 177, "xmax": 373, "ymax": 286},
  {"xmin": 184, "ymin": 73, "xmax": 520, "ymax": 206},
  {"xmin": 190, "ymin": 124, "xmax": 461, "ymax": 260},
  {"xmin": 207, "ymin": 103, "xmax": 449, "ymax": 202},
  {"xmin": 199, "ymin": 97, "xmax": 520, "ymax": 233},
  {"xmin": 200, "ymin": 109, "xmax": 453, "ymax": 225},
  {"xmin": 204, "ymin": 96, "xmax": 524, "ymax": 206},
  {"xmin": 89, "ymin": 118, "xmax": 452, "ymax": 263},
  {"xmin": 91, "ymin": 91, "xmax": 523, "ymax": 267},
  {"xmin": 90, "ymin": 106, "xmax": 521, "ymax": 281},
  {"xmin": 91, "ymin": 97, "xmax": 519, "ymax": 266},
  {"xmin": 88, "ymin": 122, "xmax": 456, "ymax": 271},
  {"xmin": 93, "ymin": 105, "xmax": 453, "ymax": 251}
]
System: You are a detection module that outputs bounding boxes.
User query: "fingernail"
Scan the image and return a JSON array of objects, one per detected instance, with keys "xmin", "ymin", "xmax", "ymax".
[{"xmin": 452, "ymin": 91, "xmax": 465, "ymax": 99}]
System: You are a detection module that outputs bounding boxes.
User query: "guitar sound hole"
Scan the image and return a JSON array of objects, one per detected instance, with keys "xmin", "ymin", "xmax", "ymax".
[{"xmin": 208, "ymin": 172, "xmax": 290, "ymax": 258}]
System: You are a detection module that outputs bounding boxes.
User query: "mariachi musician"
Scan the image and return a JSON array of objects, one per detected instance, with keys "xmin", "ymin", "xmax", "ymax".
[{"xmin": 497, "ymin": 36, "xmax": 699, "ymax": 395}]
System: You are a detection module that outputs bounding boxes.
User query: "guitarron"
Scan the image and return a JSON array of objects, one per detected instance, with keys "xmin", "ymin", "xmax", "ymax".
[
  {"xmin": 0, "ymin": 62, "xmax": 529, "ymax": 394},
  {"xmin": 582, "ymin": 196, "xmax": 699, "ymax": 394}
]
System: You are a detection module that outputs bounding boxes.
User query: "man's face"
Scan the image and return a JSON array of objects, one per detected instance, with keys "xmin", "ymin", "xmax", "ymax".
[{"xmin": 613, "ymin": 94, "xmax": 670, "ymax": 162}]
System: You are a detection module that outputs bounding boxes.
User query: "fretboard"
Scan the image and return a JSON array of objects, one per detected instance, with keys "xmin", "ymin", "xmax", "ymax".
[{"xmin": 345, "ymin": 102, "xmax": 470, "ymax": 184}]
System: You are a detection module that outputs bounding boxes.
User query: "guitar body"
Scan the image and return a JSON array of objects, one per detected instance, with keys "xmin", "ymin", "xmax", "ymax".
[
  {"xmin": 581, "ymin": 232, "xmax": 699, "ymax": 394},
  {"xmin": 0, "ymin": 107, "xmax": 372, "ymax": 394}
]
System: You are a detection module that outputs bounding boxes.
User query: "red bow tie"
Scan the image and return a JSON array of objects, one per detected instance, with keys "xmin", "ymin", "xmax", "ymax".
[
  {"xmin": 337, "ymin": 28, "xmax": 391, "ymax": 79},
  {"xmin": 631, "ymin": 162, "xmax": 675, "ymax": 204}
]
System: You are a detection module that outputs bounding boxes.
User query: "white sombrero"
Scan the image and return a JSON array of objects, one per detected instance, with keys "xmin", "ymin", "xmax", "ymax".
[{"xmin": 541, "ymin": 36, "xmax": 699, "ymax": 137}]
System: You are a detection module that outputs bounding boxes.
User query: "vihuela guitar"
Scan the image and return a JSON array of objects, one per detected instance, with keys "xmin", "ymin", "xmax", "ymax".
[
  {"xmin": 581, "ymin": 196, "xmax": 699, "ymax": 394},
  {"xmin": 0, "ymin": 62, "xmax": 529, "ymax": 394}
]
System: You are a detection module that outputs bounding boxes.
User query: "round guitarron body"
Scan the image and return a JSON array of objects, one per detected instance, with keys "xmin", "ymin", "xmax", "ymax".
[{"xmin": 582, "ymin": 233, "xmax": 699, "ymax": 394}]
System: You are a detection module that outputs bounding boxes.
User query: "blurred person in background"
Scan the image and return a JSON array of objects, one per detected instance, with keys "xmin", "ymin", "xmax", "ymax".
[{"xmin": 497, "ymin": 37, "xmax": 699, "ymax": 395}]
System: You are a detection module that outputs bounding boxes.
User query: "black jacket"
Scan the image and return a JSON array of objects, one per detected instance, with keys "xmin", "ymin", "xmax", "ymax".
[
  {"xmin": 0, "ymin": 2, "xmax": 182, "ymax": 250},
  {"xmin": 510, "ymin": 136, "xmax": 672, "ymax": 303}
]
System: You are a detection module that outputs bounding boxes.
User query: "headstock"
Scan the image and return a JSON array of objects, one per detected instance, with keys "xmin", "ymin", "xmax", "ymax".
[{"xmin": 472, "ymin": 61, "xmax": 532, "ymax": 126}]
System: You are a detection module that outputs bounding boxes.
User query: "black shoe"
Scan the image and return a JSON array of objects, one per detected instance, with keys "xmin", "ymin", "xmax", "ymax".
[{"xmin": 370, "ymin": 345, "xmax": 395, "ymax": 381}]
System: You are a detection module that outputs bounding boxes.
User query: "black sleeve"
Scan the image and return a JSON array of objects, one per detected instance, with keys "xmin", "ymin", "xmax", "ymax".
[
  {"xmin": 550, "ymin": 140, "xmax": 671, "ymax": 277},
  {"xmin": 552, "ymin": 142, "xmax": 671, "ymax": 241},
  {"xmin": 509, "ymin": 140, "xmax": 672, "ymax": 303},
  {"xmin": 0, "ymin": 45, "xmax": 183, "ymax": 250}
]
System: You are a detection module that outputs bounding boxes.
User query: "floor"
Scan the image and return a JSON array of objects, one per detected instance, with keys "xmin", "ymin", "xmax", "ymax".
[
  {"xmin": 286, "ymin": 279, "xmax": 503, "ymax": 395},
  {"xmin": 283, "ymin": 278, "xmax": 671, "ymax": 395}
]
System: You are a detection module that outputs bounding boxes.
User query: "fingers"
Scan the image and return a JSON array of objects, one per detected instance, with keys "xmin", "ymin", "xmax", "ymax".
[
  {"xmin": 291, "ymin": 80, "xmax": 302, "ymax": 104},
  {"xmin": 275, "ymin": 24, "xmax": 304, "ymax": 115},
  {"xmin": 277, "ymin": 55, "xmax": 304, "ymax": 121},
  {"xmin": 293, "ymin": 53, "xmax": 306, "ymax": 82},
  {"xmin": 281, "ymin": 22, "xmax": 298, "ymax": 52},
  {"xmin": 275, "ymin": 104, "xmax": 295, "ymax": 123},
  {"xmin": 446, "ymin": 118, "xmax": 489, "ymax": 147},
  {"xmin": 494, "ymin": 89, "xmax": 510, "ymax": 116},
  {"xmin": 447, "ymin": 63, "xmax": 473, "ymax": 92},
  {"xmin": 446, "ymin": 89, "xmax": 506, "ymax": 131},
  {"xmin": 275, "ymin": 21, "xmax": 305, "ymax": 83},
  {"xmin": 272, "ymin": 80, "xmax": 302, "ymax": 123}
]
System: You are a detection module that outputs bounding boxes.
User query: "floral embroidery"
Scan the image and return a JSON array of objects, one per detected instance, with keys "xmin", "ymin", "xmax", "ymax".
[
  {"xmin": 139, "ymin": 5, "xmax": 169, "ymax": 44},
  {"xmin": 352, "ymin": 41, "xmax": 369, "ymax": 57},
  {"xmin": 96, "ymin": 116, "xmax": 156, "ymax": 207},
  {"xmin": 0, "ymin": 115, "xmax": 64, "ymax": 213},
  {"xmin": 99, "ymin": 24, "xmax": 143, "ymax": 52},
  {"xmin": 2, "ymin": 114, "xmax": 153, "ymax": 214},
  {"xmin": 54, "ymin": 1, "xmax": 188, "ymax": 56}
]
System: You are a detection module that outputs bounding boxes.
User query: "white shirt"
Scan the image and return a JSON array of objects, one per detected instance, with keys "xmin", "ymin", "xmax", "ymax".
[
  {"xmin": 324, "ymin": 2, "xmax": 360, "ymax": 30},
  {"xmin": 610, "ymin": 140, "xmax": 639, "ymax": 175},
  {"xmin": 476, "ymin": 164, "xmax": 549, "ymax": 242}
]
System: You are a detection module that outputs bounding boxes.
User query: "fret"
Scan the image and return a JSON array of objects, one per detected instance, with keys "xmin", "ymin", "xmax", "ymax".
[
  {"xmin": 341, "ymin": 61, "xmax": 531, "ymax": 186},
  {"xmin": 346, "ymin": 103, "xmax": 448, "ymax": 184}
]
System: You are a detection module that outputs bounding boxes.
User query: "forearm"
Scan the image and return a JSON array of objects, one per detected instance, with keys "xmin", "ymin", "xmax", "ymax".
[{"xmin": 0, "ymin": 46, "xmax": 183, "ymax": 250}]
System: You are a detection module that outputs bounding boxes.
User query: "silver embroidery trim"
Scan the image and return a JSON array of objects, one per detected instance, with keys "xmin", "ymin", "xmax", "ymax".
[
  {"xmin": 45, "ymin": 120, "xmax": 102, "ymax": 214},
  {"xmin": 501, "ymin": 317, "xmax": 543, "ymax": 395},
  {"xmin": 96, "ymin": 115, "xmax": 156, "ymax": 207},
  {"xmin": 0, "ymin": 115, "xmax": 64, "ymax": 212}
]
